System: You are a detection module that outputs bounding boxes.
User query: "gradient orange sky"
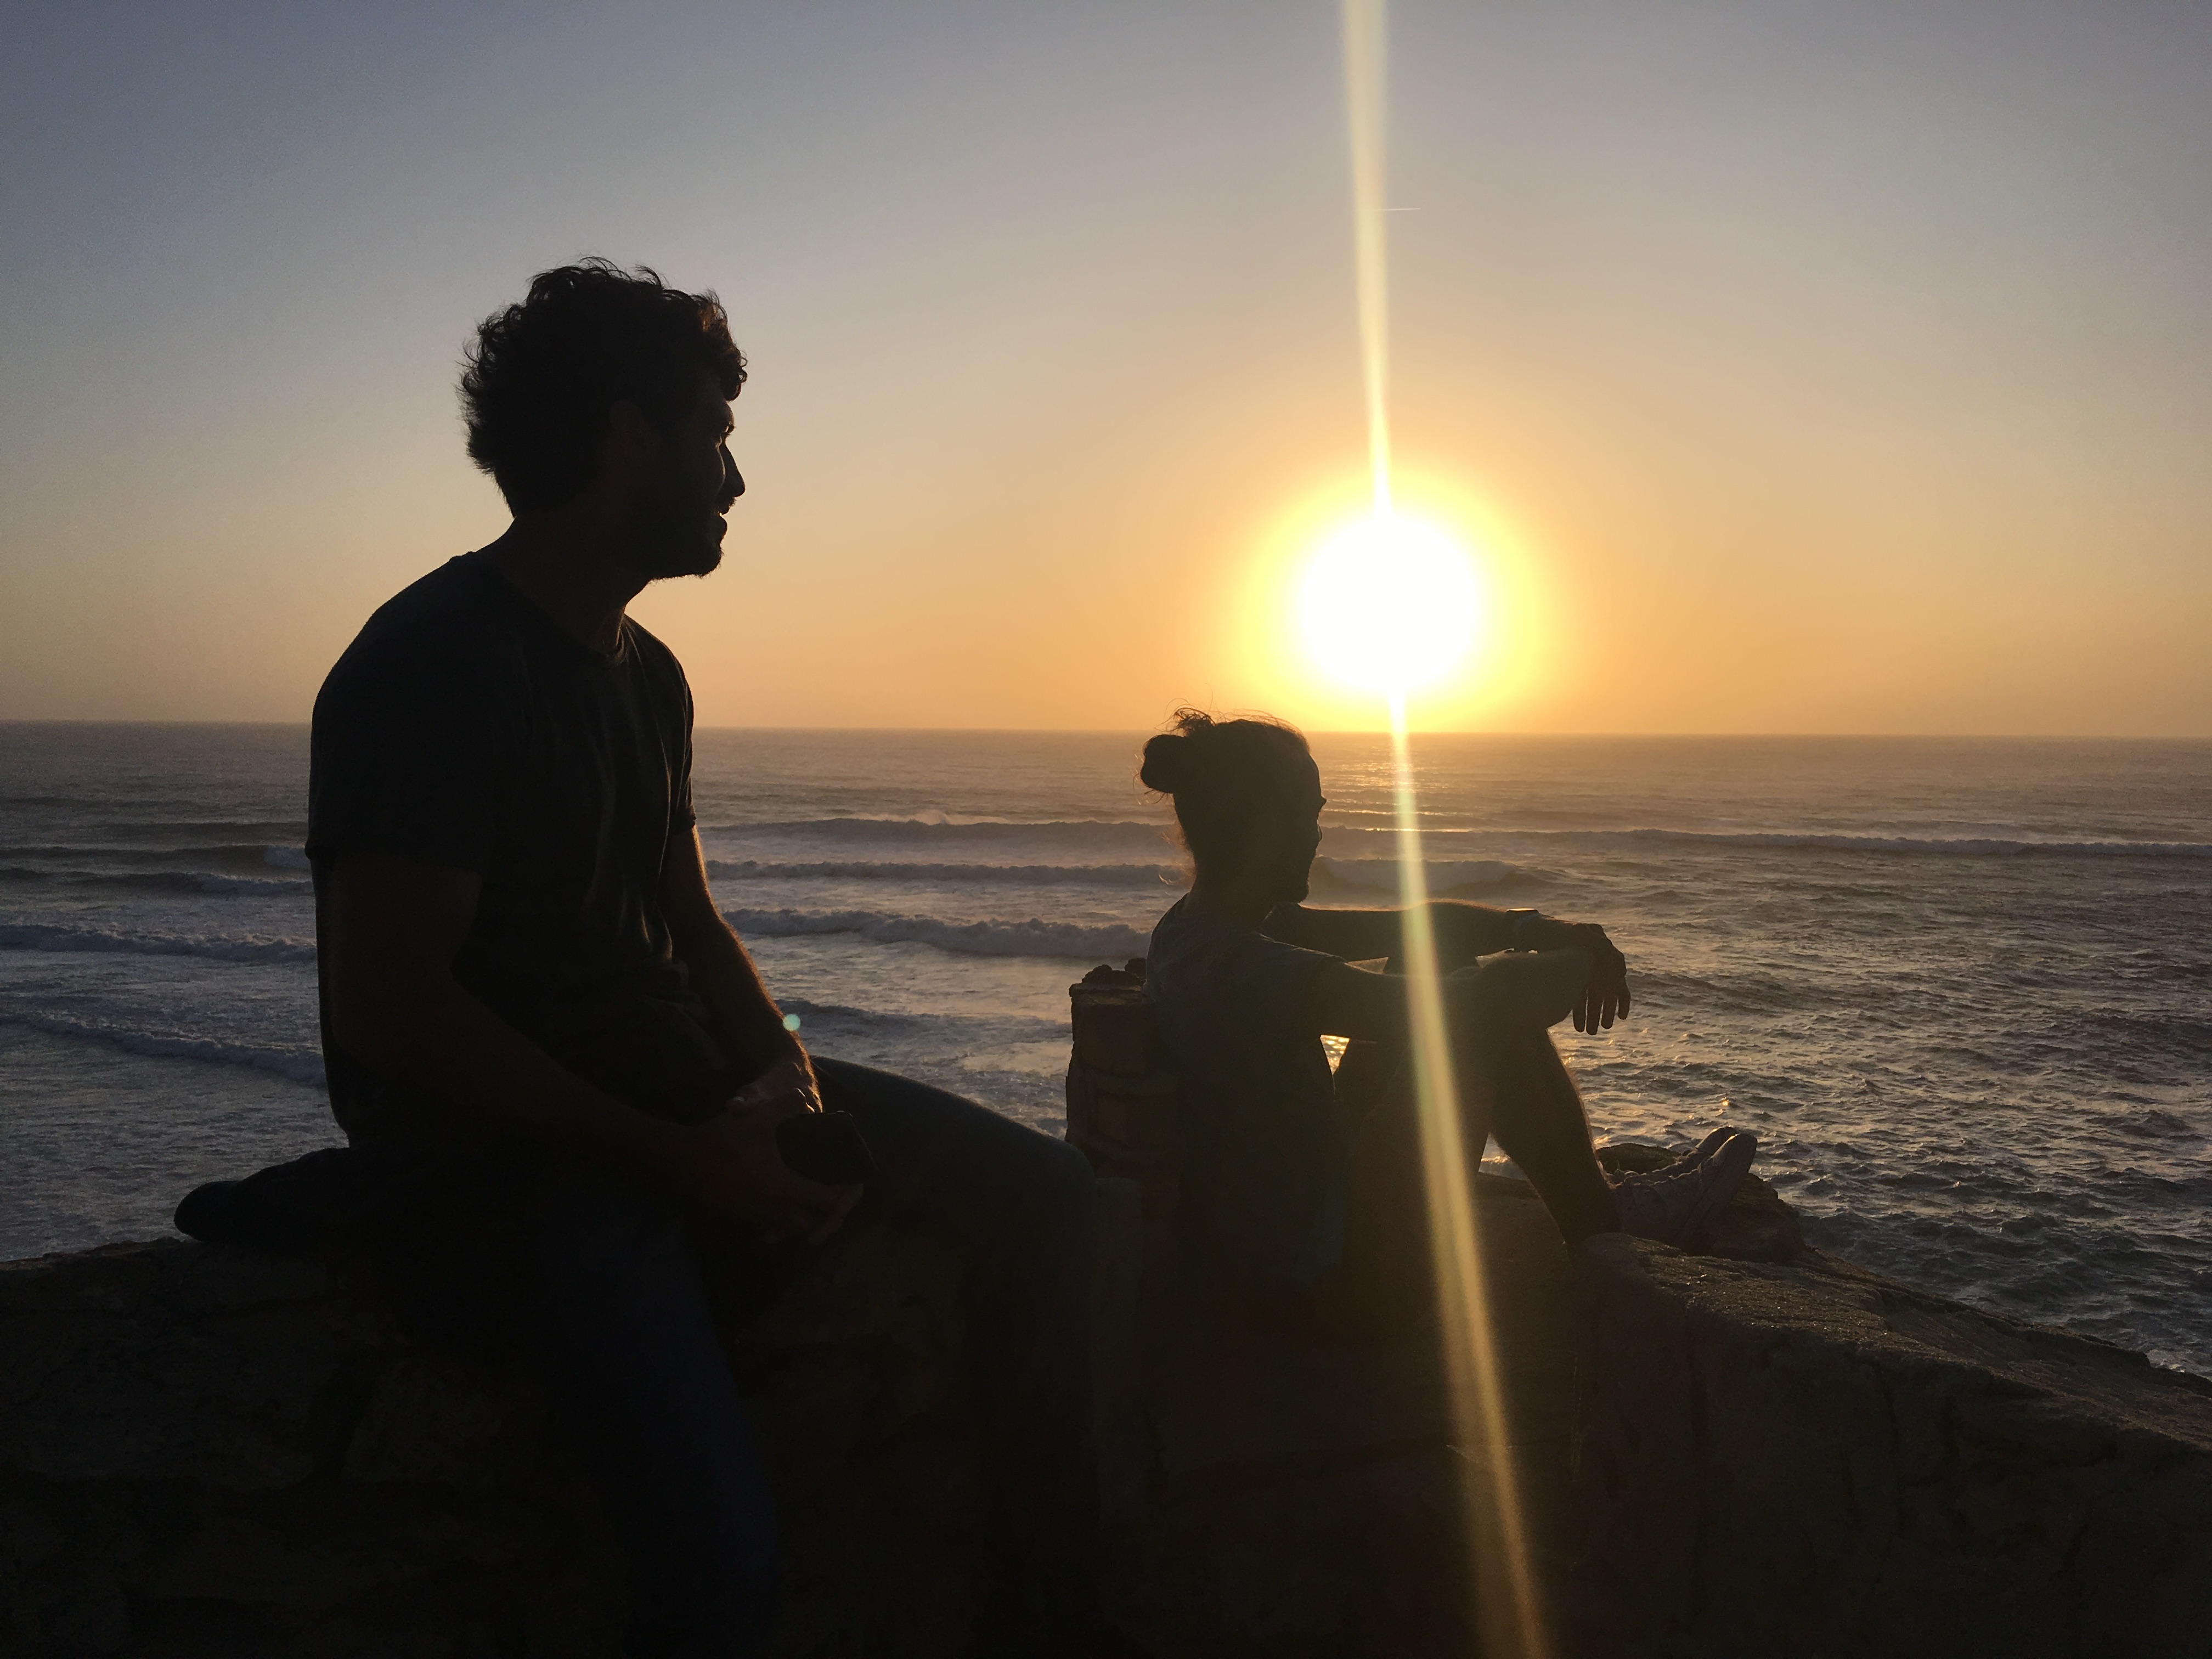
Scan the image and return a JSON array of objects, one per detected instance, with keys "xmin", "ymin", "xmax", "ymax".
[{"xmin": 3, "ymin": 3, "xmax": 2208, "ymax": 734}]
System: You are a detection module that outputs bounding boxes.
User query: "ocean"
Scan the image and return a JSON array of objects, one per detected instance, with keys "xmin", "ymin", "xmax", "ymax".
[{"xmin": 2, "ymin": 723, "xmax": 2207, "ymax": 1376}]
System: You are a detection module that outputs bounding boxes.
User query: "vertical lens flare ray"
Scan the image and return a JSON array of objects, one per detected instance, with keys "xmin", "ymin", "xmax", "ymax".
[
  {"xmin": 1387, "ymin": 697, "xmax": 1547, "ymax": 1658},
  {"xmin": 1343, "ymin": 4, "xmax": 1548, "ymax": 1652},
  {"xmin": 1342, "ymin": 0, "xmax": 1392, "ymax": 519}
]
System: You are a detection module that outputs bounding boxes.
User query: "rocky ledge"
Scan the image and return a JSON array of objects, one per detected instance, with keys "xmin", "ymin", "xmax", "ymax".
[
  {"xmin": 0, "ymin": 1213, "xmax": 979, "ymax": 1658},
  {"xmin": 3, "ymin": 1167, "xmax": 2208, "ymax": 1657}
]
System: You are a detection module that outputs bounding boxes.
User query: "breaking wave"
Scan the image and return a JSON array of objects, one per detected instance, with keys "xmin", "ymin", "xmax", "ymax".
[
  {"xmin": 0, "ymin": 1011, "xmax": 326, "ymax": 1086},
  {"xmin": 706, "ymin": 817, "xmax": 1171, "ymax": 851},
  {"xmin": 0, "ymin": 866, "xmax": 309, "ymax": 897},
  {"xmin": 708, "ymin": 859, "xmax": 1182, "ymax": 890},
  {"xmin": 1315, "ymin": 826, "xmax": 2212, "ymax": 859},
  {"xmin": 723, "ymin": 906, "xmax": 1148, "ymax": 961},
  {"xmin": 0, "ymin": 923, "xmax": 317, "ymax": 965}
]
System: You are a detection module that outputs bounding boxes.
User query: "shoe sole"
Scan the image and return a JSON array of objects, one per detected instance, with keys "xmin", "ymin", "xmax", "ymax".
[{"xmin": 1677, "ymin": 1132, "xmax": 1757, "ymax": 1249}]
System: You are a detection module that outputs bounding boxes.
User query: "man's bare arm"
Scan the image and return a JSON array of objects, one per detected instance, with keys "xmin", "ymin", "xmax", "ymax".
[
  {"xmin": 323, "ymin": 851, "xmax": 846, "ymax": 1239},
  {"xmin": 1266, "ymin": 901, "xmax": 1521, "ymax": 968},
  {"xmin": 658, "ymin": 826, "xmax": 806, "ymax": 1087},
  {"xmin": 1302, "ymin": 947, "xmax": 1596, "ymax": 1046},
  {"xmin": 1269, "ymin": 900, "xmax": 1631, "ymax": 1032}
]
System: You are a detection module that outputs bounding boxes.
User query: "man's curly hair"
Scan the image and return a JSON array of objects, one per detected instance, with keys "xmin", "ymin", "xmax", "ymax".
[{"xmin": 460, "ymin": 259, "xmax": 747, "ymax": 514}]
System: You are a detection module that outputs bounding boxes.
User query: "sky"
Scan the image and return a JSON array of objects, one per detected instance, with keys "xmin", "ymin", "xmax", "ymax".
[{"xmin": 2, "ymin": 1, "xmax": 2208, "ymax": 734}]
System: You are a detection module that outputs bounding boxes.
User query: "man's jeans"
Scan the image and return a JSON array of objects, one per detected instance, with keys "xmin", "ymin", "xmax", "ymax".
[{"xmin": 521, "ymin": 1059, "xmax": 1099, "ymax": 1657}]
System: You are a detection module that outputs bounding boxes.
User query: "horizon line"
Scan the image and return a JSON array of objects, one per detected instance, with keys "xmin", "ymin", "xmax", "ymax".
[{"xmin": 4, "ymin": 719, "xmax": 2210, "ymax": 743}]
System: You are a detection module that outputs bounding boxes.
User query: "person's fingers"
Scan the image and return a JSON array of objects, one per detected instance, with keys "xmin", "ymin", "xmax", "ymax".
[
  {"xmin": 788, "ymin": 1184, "xmax": 853, "ymax": 1248},
  {"xmin": 806, "ymin": 1184, "xmax": 864, "ymax": 1246},
  {"xmin": 784, "ymin": 1173, "xmax": 845, "ymax": 1219}
]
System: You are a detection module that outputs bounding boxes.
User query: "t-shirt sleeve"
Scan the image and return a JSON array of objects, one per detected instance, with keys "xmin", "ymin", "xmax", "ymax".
[
  {"xmin": 670, "ymin": 661, "xmax": 696, "ymax": 834},
  {"xmin": 1223, "ymin": 931, "xmax": 1341, "ymax": 1037},
  {"xmin": 306, "ymin": 623, "xmax": 520, "ymax": 875}
]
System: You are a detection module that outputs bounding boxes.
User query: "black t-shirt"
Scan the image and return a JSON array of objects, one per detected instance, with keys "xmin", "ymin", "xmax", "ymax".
[{"xmin": 307, "ymin": 551, "xmax": 731, "ymax": 1149}]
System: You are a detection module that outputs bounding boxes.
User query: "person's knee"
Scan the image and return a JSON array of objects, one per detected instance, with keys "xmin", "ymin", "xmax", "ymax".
[
  {"xmin": 1037, "ymin": 1128, "xmax": 1094, "ymax": 1189},
  {"xmin": 996, "ymin": 1121, "xmax": 1096, "ymax": 1210}
]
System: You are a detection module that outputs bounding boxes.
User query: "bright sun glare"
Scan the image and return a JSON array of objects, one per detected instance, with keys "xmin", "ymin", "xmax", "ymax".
[{"xmin": 1300, "ymin": 514, "xmax": 1485, "ymax": 696}]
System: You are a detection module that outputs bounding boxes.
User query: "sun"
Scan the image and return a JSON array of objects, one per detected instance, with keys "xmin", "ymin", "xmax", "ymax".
[{"xmin": 1299, "ymin": 513, "xmax": 1486, "ymax": 696}]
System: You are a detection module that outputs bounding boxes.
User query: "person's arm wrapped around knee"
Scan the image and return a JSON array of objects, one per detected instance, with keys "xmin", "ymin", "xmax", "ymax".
[{"xmin": 1447, "ymin": 947, "xmax": 1594, "ymax": 1034}]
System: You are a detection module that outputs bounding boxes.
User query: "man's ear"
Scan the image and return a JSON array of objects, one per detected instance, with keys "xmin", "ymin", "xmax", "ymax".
[{"xmin": 605, "ymin": 399, "xmax": 662, "ymax": 466}]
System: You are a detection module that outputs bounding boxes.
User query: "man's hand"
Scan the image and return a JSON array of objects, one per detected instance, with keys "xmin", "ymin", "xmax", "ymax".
[
  {"xmin": 1561, "ymin": 922, "xmax": 1630, "ymax": 1032},
  {"xmin": 659, "ymin": 1057, "xmax": 860, "ymax": 1245},
  {"xmin": 731, "ymin": 1054, "xmax": 822, "ymax": 1119},
  {"xmin": 671, "ymin": 1107, "xmax": 860, "ymax": 1248}
]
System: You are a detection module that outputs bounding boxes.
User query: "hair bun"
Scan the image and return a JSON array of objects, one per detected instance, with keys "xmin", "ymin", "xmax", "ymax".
[{"xmin": 1139, "ymin": 732, "xmax": 1190, "ymax": 793}]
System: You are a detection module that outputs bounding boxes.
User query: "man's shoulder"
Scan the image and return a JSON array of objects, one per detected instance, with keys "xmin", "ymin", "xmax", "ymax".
[
  {"xmin": 617, "ymin": 617, "xmax": 694, "ymax": 732},
  {"xmin": 351, "ymin": 554, "xmax": 514, "ymax": 651},
  {"xmin": 319, "ymin": 556, "xmax": 522, "ymax": 700},
  {"xmin": 620, "ymin": 614, "xmax": 688, "ymax": 682}
]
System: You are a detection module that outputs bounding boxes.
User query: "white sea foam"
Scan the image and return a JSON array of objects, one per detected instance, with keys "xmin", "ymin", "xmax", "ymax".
[
  {"xmin": 1604, "ymin": 829, "xmax": 2212, "ymax": 857},
  {"xmin": 724, "ymin": 906, "xmax": 1150, "ymax": 960},
  {"xmin": 1316, "ymin": 825, "xmax": 2212, "ymax": 859},
  {"xmin": 0, "ymin": 867, "xmax": 309, "ymax": 897},
  {"xmin": 708, "ymin": 859, "xmax": 1183, "ymax": 889},
  {"xmin": 197, "ymin": 873, "xmax": 312, "ymax": 896},
  {"xmin": 708, "ymin": 816, "xmax": 1170, "ymax": 850},
  {"xmin": 0, "ymin": 1011, "xmax": 326, "ymax": 1086},
  {"xmin": 0, "ymin": 922, "xmax": 317, "ymax": 964}
]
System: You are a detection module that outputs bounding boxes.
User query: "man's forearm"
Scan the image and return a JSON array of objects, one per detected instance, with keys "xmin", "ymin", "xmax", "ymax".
[
  {"xmin": 1271, "ymin": 899, "xmax": 1521, "ymax": 964},
  {"xmin": 1431, "ymin": 900, "xmax": 1519, "ymax": 967},
  {"xmin": 675, "ymin": 919, "xmax": 806, "ymax": 1082},
  {"xmin": 1437, "ymin": 901, "xmax": 1615, "ymax": 965}
]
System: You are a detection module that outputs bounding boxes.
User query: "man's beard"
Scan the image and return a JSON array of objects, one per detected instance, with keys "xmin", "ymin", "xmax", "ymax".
[{"xmin": 618, "ymin": 458, "xmax": 725, "ymax": 580}]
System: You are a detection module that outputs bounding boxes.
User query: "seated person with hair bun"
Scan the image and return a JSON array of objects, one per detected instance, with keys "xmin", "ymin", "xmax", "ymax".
[{"xmin": 1137, "ymin": 708, "xmax": 1754, "ymax": 1314}]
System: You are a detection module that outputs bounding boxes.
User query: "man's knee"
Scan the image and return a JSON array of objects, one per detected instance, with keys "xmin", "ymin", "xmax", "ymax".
[
  {"xmin": 967, "ymin": 1110, "xmax": 1096, "ymax": 1217},
  {"xmin": 1039, "ymin": 1132, "xmax": 1099, "ymax": 1214}
]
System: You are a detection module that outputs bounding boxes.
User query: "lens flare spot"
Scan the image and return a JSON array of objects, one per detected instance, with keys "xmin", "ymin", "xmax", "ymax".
[{"xmin": 1301, "ymin": 515, "xmax": 1484, "ymax": 696}]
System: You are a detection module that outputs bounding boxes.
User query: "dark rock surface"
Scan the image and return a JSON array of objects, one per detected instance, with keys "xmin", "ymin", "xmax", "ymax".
[
  {"xmin": 1577, "ymin": 1233, "xmax": 2212, "ymax": 1658},
  {"xmin": 0, "ymin": 1219, "xmax": 983, "ymax": 1658},
  {"xmin": 1096, "ymin": 1154, "xmax": 2212, "ymax": 1659},
  {"xmin": 0, "ymin": 1239, "xmax": 618, "ymax": 1656},
  {"xmin": 6, "ymin": 1159, "xmax": 2209, "ymax": 1657}
]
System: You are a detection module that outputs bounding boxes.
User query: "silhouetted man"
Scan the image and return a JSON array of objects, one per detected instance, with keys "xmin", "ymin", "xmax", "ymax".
[{"xmin": 305, "ymin": 261, "xmax": 1102, "ymax": 1657}]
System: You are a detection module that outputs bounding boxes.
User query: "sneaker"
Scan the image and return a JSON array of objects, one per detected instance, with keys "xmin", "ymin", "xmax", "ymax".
[
  {"xmin": 1611, "ymin": 1131, "xmax": 1757, "ymax": 1248},
  {"xmin": 1677, "ymin": 1127, "xmax": 1734, "ymax": 1169},
  {"xmin": 1611, "ymin": 1127, "xmax": 1729, "ymax": 1186}
]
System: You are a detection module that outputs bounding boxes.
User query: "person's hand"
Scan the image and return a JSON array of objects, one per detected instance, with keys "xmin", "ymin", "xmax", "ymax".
[
  {"xmin": 1563, "ymin": 922, "xmax": 1630, "ymax": 1032},
  {"xmin": 730, "ymin": 1054, "xmax": 823, "ymax": 1122},
  {"xmin": 658, "ymin": 1058, "xmax": 860, "ymax": 1244}
]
